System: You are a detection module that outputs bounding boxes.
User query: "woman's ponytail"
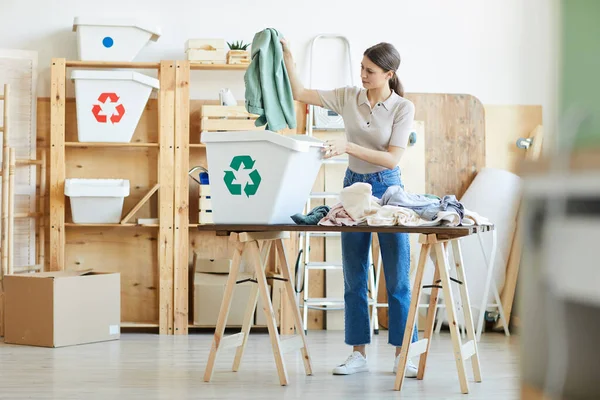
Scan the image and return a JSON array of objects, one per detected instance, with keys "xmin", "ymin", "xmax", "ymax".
[{"xmin": 389, "ymin": 72, "xmax": 404, "ymax": 97}]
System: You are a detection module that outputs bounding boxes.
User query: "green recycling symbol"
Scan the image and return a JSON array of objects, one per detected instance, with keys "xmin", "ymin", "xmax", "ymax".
[{"xmin": 223, "ymin": 155, "xmax": 262, "ymax": 197}]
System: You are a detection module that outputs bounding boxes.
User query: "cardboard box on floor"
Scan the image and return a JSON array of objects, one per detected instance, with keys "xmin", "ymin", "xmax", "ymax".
[
  {"xmin": 193, "ymin": 252, "xmax": 231, "ymax": 274},
  {"xmin": 193, "ymin": 271, "xmax": 285, "ymax": 327},
  {"xmin": 193, "ymin": 272, "xmax": 254, "ymax": 326},
  {"xmin": 3, "ymin": 270, "xmax": 121, "ymax": 348}
]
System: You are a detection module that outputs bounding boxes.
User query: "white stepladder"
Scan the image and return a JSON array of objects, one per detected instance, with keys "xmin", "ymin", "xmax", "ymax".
[{"xmin": 298, "ymin": 34, "xmax": 379, "ymax": 336}]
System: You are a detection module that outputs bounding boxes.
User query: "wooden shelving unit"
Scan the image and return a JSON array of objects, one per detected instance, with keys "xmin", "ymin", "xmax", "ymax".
[
  {"xmin": 50, "ymin": 58, "xmax": 176, "ymax": 334},
  {"xmin": 48, "ymin": 58, "xmax": 250, "ymax": 335}
]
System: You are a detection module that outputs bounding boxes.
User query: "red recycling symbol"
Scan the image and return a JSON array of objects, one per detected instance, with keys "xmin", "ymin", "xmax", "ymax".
[{"xmin": 92, "ymin": 92, "xmax": 125, "ymax": 124}]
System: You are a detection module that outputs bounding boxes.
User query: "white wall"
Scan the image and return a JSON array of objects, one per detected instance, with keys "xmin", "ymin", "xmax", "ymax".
[{"xmin": 0, "ymin": 0, "xmax": 559, "ymax": 136}]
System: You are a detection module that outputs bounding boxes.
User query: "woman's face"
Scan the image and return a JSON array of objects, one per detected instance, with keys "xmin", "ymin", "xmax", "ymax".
[{"xmin": 360, "ymin": 56, "xmax": 391, "ymax": 90}]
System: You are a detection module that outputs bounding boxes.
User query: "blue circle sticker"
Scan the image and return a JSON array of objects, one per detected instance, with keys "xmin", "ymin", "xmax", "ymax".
[{"xmin": 102, "ymin": 37, "xmax": 114, "ymax": 48}]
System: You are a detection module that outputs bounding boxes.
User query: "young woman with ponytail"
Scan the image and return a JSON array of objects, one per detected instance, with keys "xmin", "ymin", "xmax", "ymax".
[{"xmin": 281, "ymin": 39, "xmax": 418, "ymax": 378}]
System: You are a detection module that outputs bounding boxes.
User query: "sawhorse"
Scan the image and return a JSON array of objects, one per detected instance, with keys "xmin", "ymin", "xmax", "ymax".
[
  {"xmin": 203, "ymin": 231, "xmax": 313, "ymax": 386},
  {"xmin": 395, "ymin": 232, "xmax": 483, "ymax": 394}
]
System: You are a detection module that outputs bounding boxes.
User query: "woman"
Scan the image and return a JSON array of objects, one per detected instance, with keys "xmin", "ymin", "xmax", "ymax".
[{"xmin": 281, "ymin": 39, "xmax": 419, "ymax": 377}]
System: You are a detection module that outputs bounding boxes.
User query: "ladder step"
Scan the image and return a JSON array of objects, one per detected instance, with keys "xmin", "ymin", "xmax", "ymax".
[
  {"xmin": 305, "ymin": 298, "xmax": 345, "ymax": 306},
  {"xmin": 408, "ymin": 338, "xmax": 429, "ymax": 358},
  {"xmin": 461, "ymin": 340, "xmax": 476, "ymax": 360},
  {"xmin": 306, "ymin": 262, "xmax": 343, "ymax": 270},
  {"xmin": 305, "ymin": 298, "xmax": 377, "ymax": 306},
  {"xmin": 309, "ymin": 192, "xmax": 339, "ymax": 199},
  {"xmin": 220, "ymin": 332, "xmax": 245, "ymax": 350},
  {"xmin": 280, "ymin": 335, "xmax": 305, "ymax": 354},
  {"xmin": 418, "ymin": 303, "xmax": 445, "ymax": 308}
]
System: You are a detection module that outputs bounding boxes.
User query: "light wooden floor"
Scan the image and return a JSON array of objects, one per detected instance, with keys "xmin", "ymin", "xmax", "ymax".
[{"xmin": 0, "ymin": 330, "xmax": 519, "ymax": 399}]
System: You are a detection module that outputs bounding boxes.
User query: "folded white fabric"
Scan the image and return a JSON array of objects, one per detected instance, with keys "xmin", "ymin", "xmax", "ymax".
[
  {"xmin": 365, "ymin": 206, "xmax": 460, "ymax": 227},
  {"xmin": 462, "ymin": 208, "xmax": 493, "ymax": 226},
  {"xmin": 339, "ymin": 182, "xmax": 381, "ymax": 223},
  {"xmin": 428, "ymin": 210, "xmax": 461, "ymax": 227},
  {"xmin": 366, "ymin": 205, "xmax": 415, "ymax": 226}
]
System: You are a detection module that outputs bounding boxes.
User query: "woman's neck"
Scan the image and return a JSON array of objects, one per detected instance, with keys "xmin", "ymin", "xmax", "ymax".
[{"xmin": 367, "ymin": 86, "xmax": 392, "ymax": 106}]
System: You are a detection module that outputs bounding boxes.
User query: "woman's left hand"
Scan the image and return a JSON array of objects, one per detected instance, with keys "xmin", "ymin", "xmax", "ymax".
[{"xmin": 323, "ymin": 137, "xmax": 349, "ymax": 158}]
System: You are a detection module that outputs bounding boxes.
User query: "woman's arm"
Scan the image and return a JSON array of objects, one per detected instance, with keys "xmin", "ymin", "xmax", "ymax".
[
  {"xmin": 281, "ymin": 38, "xmax": 323, "ymax": 107},
  {"xmin": 324, "ymin": 138, "xmax": 405, "ymax": 170},
  {"xmin": 348, "ymin": 143, "xmax": 405, "ymax": 170}
]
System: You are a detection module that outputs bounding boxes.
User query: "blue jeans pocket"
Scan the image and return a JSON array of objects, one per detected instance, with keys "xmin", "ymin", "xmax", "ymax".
[{"xmin": 382, "ymin": 174, "xmax": 403, "ymax": 188}]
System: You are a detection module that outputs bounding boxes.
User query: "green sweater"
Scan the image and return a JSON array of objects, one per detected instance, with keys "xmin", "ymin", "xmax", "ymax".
[{"xmin": 244, "ymin": 28, "xmax": 297, "ymax": 132}]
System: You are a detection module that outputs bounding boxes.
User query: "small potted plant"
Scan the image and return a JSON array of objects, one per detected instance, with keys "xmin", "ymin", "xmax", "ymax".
[{"xmin": 227, "ymin": 40, "xmax": 251, "ymax": 64}]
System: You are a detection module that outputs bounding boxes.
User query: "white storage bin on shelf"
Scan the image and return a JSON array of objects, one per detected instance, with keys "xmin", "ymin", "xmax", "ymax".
[
  {"xmin": 202, "ymin": 131, "xmax": 324, "ymax": 224},
  {"xmin": 73, "ymin": 17, "xmax": 161, "ymax": 61},
  {"xmin": 65, "ymin": 179, "xmax": 130, "ymax": 224},
  {"xmin": 71, "ymin": 70, "xmax": 159, "ymax": 143}
]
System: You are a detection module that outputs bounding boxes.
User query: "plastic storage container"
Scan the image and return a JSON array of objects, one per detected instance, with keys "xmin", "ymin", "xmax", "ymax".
[
  {"xmin": 202, "ymin": 130, "xmax": 324, "ymax": 224},
  {"xmin": 72, "ymin": 17, "xmax": 161, "ymax": 61},
  {"xmin": 71, "ymin": 70, "xmax": 159, "ymax": 143},
  {"xmin": 65, "ymin": 179, "xmax": 130, "ymax": 224}
]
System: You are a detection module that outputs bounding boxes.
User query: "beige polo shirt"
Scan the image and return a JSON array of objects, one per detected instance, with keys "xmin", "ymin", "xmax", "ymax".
[{"xmin": 317, "ymin": 86, "xmax": 415, "ymax": 174}]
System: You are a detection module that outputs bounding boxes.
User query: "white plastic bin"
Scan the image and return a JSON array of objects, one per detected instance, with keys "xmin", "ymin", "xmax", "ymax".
[
  {"xmin": 71, "ymin": 70, "xmax": 159, "ymax": 143},
  {"xmin": 202, "ymin": 131, "xmax": 324, "ymax": 224},
  {"xmin": 65, "ymin": 179, "xmax": 130, "ymax": 224},
  {"xmin": 73, "ymin": 17, "xmax": 161, "ymax": 61}
]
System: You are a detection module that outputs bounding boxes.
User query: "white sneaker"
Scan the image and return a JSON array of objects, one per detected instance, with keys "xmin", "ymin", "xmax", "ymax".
[
  {"xmin": 393, "ymin": 355, "xmax": 418, "ymax": 378},
  {"xmin": 332, "ymin": 351, "xmax": 369, "ymax": 375}
]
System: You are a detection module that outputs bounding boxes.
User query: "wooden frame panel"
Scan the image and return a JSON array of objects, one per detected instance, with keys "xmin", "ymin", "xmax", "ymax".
[
  {"xmin": 48, "ymin": 59, "xmax": 177, "ymax": 333},
  {"xmin": 174, "ymin": 60, "xmax": 190, "ymax": 334},
  {"xmin": 158, "ymin": 61, "xmax": 176, "ymax": 334},
  {"xmin": 49, "ymin": 58, "xmax": 66, "ymax": 271}
]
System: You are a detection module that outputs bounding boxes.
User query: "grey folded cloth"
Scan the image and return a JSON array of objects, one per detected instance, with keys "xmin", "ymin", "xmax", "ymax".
[
  {"xmin": 291, "ymin": 205, "xmax": 331, "ymax": 225},
  {"xmin": 380, "ymin": 186, "xmax": 464, "ymax": 222},
  {"xmin": 422, "ymin": 195, "xmax": 464, "ymax": 221}
]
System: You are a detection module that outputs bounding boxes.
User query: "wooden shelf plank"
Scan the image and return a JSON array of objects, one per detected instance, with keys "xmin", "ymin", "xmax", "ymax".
[
  {"xmin": 65, "ymin": 223, "xmax": 159, "ymax": 228},
  {"xmin": 64, "ymin": 60, "xmax": 248, "ymax": 70},
  {"xmin": 190, "ymin": 63, "xmax": 248, "ymax": 71},
  {"xmin": 121, "ymin": 322, "xmax": 160, "ymax": 328},
  {"xmin": 65, "ymin": 142, "xmax": 159, "ymax": 148},
  {"xmin": 66, "ymin": 61, "xmax": 160, "ymax": 69},
  {"xmin": 190, "ymin": 144, "xmax": 206, "ymax": 148}
]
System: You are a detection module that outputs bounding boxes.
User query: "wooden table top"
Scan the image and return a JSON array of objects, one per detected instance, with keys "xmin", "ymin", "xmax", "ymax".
[{"xmin": 196, "ymin": 223, "xmax": 493, "ymax": 237}]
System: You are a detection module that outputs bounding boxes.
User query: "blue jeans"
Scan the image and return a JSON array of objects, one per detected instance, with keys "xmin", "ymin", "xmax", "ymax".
[{"xmin": 341, "ymin": 166, "xmax": 418, "ymax": 347}]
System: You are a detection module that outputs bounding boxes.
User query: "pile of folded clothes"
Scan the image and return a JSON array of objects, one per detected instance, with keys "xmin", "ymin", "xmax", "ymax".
[{"xmin": 292, "ymin": 182, "xmax": 492, "ymax": 227}]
